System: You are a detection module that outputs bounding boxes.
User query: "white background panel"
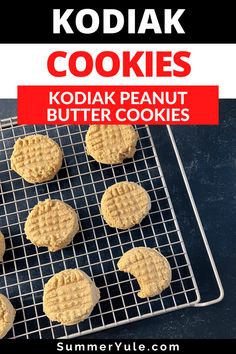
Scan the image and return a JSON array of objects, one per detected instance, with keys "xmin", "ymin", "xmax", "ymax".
[{"xmin": 0, "ymin": 44, "xmax": 235, "ymax": 98}]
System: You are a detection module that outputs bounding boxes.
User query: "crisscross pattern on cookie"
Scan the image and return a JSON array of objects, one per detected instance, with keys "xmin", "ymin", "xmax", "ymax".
[
  {"xmin": 118, "ymin": 247, "xmax": 171, "ymax": 298},
  {"xmin": 25, "ymin": 199, "xmax": 79, "ymax": 252},
  {"xmin": 86, "ymin": 125, "xmax": 138, "ymax": 164},
  {"xmin": 101, "ymin": 182, "xmax": 150, "ymax": 229},
  {"xmin": 43, "ymin": 269, "xmax": 100, "ymax": 325},
  {"xmin": 11, "ymin": 134, "xmax": 63, "ymax": 183}
]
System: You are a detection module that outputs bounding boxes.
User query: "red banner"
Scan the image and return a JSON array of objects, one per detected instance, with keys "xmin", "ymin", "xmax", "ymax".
[{"xmin": 18, "ymin": 85, "xmax": 218, "ymax": 125}]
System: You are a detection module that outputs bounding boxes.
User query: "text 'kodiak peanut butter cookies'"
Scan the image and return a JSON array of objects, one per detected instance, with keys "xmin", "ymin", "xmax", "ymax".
[
  {"xmin": 0, "ymin": 294, "xmax": 16, "ymax": 339},
  {"xmin": 118, "ymin": 247, "xmax": 171, "ymax": 298},
  {"xmin": 85, "ymin": 125, "xmax": 139, "ymax": 164},
  {"xmin": 0, "ymin": 232, "xmax": 5, "ymax": 262},
  {"xmin": 101, "ymin": 181, "xmax": 151, "ymax": 229},
  {"xmin": 43, "ymin": 269, "xmax": 100, "ymax": 325},
  {"xmin": 25, "ymin": 199, "xmax": 79, "ymax": 252},
  {"xmin": 11, "ymin": 134, "xmax": 63, "ymax": 183}
]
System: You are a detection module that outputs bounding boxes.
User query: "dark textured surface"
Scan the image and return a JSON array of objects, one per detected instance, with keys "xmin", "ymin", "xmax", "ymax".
[{"xmin": 0, "ymin": 99, "xmax": 235, "ymax": 339}]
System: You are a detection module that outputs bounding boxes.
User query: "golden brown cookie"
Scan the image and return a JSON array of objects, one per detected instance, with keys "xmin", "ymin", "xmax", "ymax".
[
  {"xmin": 117, "ymin": 247, "xmax": 171, "ymax": 298},
  {"xmin": 25, "ymin": 199, "xmax": 79, "ymax": 252},
  {"xmin": 0, "ymin": 294, "xmax": 16, "ymax": 339},
  {"xmin": 101, "ymin": 181, "xmax": 151, "ymax": 229},
  {"xmin": 11, "ymin": 134, "xmax": 63, "ymax": 183},
  {"xmin": 43, "ymin": 269, "xmax": 100, "ymax": 325},
  {"xmin": 0, "ymin": 232, "xmax": 5, "ymax": 262},
  {"xmin": 85, "ymin": 125, "xmax": 138, "ymax": 164}
]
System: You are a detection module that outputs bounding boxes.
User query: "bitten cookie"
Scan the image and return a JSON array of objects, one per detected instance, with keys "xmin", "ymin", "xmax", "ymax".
[
  {"xmin": 101, "ymin": 181, "xmax": 151, "ymax": 229},
  {"xmin": 43, "ymin": 269, "xmax": 100, "ymax": 325},
  {"xmin": 25, "ymin": 199, "xmax": 79, "ymax": 252},
  {"xmin": 117, "ymin": 247, "xmax": 171, "ymax": 298},
  {"xmin": 0, "ymin": 232, "xmax": 5, "ymax": 262},
  {"xmin": 85, "ymin": 125, "xmax": 139, "ymax": 164},
  {"xmin": 0, "ymin": 294, "xmax": 16, "ymax": 339},
  {"xmin": 11, "ymin": 134, "xmax": 63, "ymax": 183}
]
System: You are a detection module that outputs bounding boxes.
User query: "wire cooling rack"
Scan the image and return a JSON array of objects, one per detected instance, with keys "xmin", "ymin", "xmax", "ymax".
[{"xmin": 0, "ymin": 119, "xmax": 221, "ymax": 339}]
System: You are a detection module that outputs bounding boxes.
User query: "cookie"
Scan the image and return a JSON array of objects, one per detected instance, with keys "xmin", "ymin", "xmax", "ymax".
[
  {"xmin": 25, "ymin": 199, "xmax": 79, "ymax": 252},
  {"xmin": 43, "ymin": 269, "xmax": 100, "ymax": 325},
  {"xmin": 85, "ymin": 125, "xmax": 138, "ymax": 164},
  {"xmin": 11, "ymin": 134, "xmax": 63, "ymax": 183},
  {"xmin": 0, "ymin": 232, "xmax": 5, "ymax": 262},
  {"xmin": 0, "ymin": 294, "xmax": 16, "ymax": 339},
  {"xmin": 101, "ymin": 181, "xmax": 151, "ymax": 229},
  {"xmin": 117, "ymin": 247, "xmax": 171, "ymax": 298}
]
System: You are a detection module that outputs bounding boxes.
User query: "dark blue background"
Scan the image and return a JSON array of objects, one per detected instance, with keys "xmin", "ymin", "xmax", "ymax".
[{"xmin": 0, "ymin": 99, "xmax": 235, "ymax": 339}]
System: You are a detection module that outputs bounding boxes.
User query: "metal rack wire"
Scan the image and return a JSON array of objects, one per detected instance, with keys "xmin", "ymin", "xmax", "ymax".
[{"xmin": 0, "ymin": 118, "xmax": 215, "ymax": 338}]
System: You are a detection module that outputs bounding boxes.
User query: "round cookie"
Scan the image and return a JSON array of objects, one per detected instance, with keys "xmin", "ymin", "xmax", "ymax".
[
  {"xmin": 0, "ymin": 232, "xmax": 5, "ymax": 262},
  {"xmin": 85, "ymin": 125, "xmax": 139, "ymax": 164},
  {"xmin": 43, "ymin": 269, "xmax": 100, "ymax": 325},
  {"xmin": 25, "ymin": 199, "xmax": 79, "ymax": 252},
  {"xmin": 0, "ymin": 294, "xmax": 16, "ymax": 339},
  {"xmin": 101, "ymin": 181, "xmax": 151, "ymax": 229},
  {"xmin": 11, "ymin": 134, "xmax": 63, "ymax": 183},
  {"xmin": 117, "ymin": 247, "xmax": 171, "ymax": 298}
]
